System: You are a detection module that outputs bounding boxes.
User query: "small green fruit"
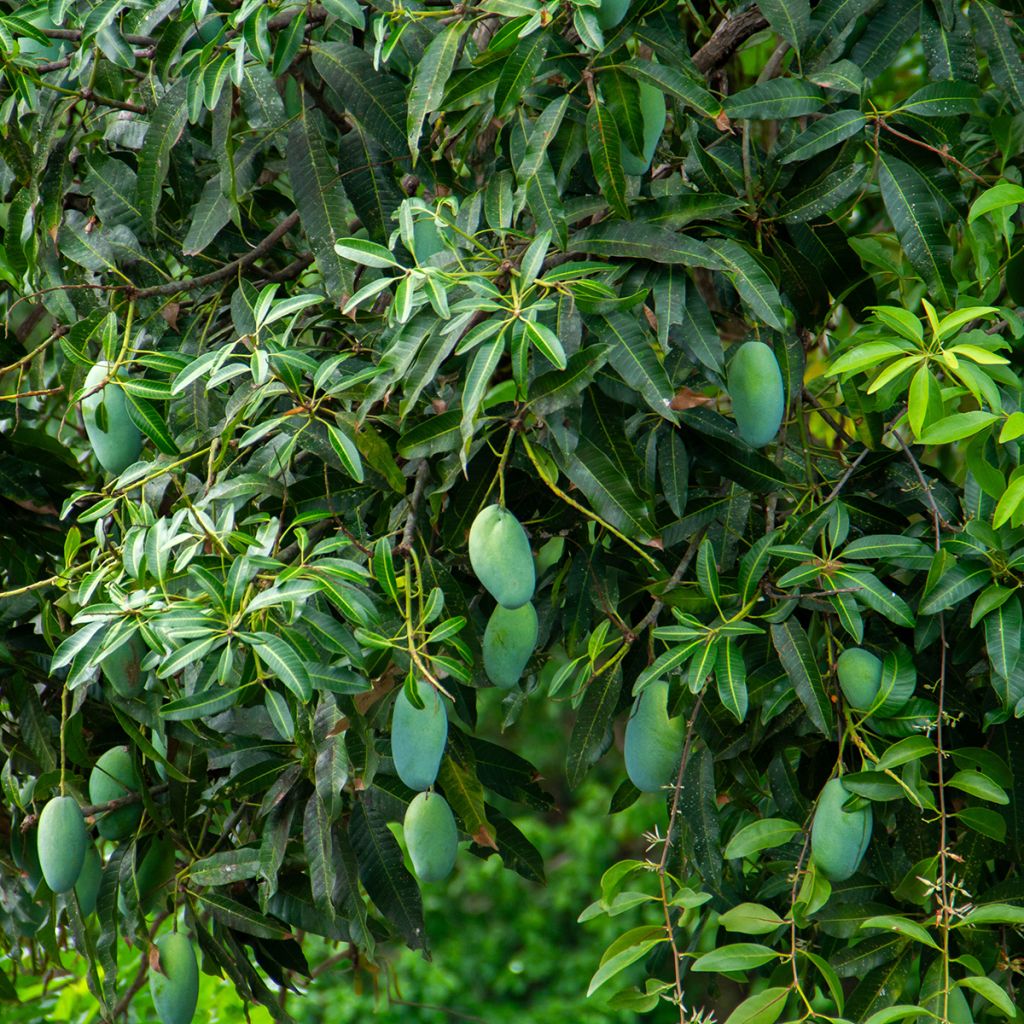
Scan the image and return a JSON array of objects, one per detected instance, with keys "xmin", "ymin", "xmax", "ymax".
[
  {"xmin": 483, "ymin": 602, "xmax": 538, "ymax": 689},
  {"xmin": 620, "ymin": 82, "xmax": 666, "ymax": 176},
  {"xmin": 150, "ymin": 931, "xmax": 199, "ymax": 1024},
  {"xmin": 727, "ymin": 341, "xmax": 785, "ymax": 448},
  {"xmin": 37, "ymin": 796, "xmax": 88, "ymax": 894},
  {"xmin": 100, "ymin": 635, "xmax": 145, "ymax": 697},
  {"xmin": 624, "ymin": 681, "xmax": 683, "ymax": 793},
  {"xmin": 468, "ymin": 505, "xmax": 535, "ymax": 609},
  {"xmin": 810, "ymin": 777, "xmax": 873, "ymax": 882},
  {"xmin": 595, "ymin": 0, "xmax": 630, "ymax": 29},
  {"xmin": 75, "ymin": 843, "xmax": 103, "ymax": 916},
  {"xmin": 404, "ymin": 792, "xmax": 458, "ymax": 883},
  {"xmin": 391, "ymin": 679, "xmax": 448, "ymax": 792},
  {"xmin": 836, "ymin": 648, "xmax": 882, "ymax": 711},
  {"xmin": 89, "ymin": 746, "xmax": 142, "ymax": 840},
  {"xmin": 81, "ymin": 362, "xmax": 142, "ymax": 476}
]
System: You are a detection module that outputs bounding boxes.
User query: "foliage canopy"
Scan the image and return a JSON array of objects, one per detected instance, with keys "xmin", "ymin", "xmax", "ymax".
[{"xmin": 2, "ymin": 0, "xmax": 1024, "ymax": 1020}]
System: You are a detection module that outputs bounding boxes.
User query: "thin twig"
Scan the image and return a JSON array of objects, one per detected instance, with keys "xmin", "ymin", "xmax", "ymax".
[
  {"xmin": 632, "ymin": 527, "xmax": 708, "ymax": 637},
  {"xmin": 396, "ymin": 460, "xmax": 431, "ymax": 558}
]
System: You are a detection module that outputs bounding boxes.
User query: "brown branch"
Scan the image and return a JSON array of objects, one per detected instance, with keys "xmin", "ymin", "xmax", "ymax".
[
  {"xmin": 80, "ymin": 88, "xmax": 147, "ymax": 114},
  {"xmin": 693, "ymin": 8, "xmax": 769, "ymax": 75},
  {"xmin": 20, "ymin": 784, "xmax": 168, "ymax": 832},
  {"xmin": 631, "ymin": 526, "xmax": 707, "ymax": 637},
  {"xmin": 803, "ymin": 388, "xmax": 856, "ymax": 448},
  {"xmin": 129, "ymin": 211, "xmax": 301, "ymax": 298},
  {"xmin": 262, "ymin": 253, "xmax": 314, "ymax": 283},
  {"xmin": 40, "ymin": 27, "xmax": 157, "ymax": 45},
  {"xmin": 878, "ymin": 120, "xmax": 988, "ymax": 185}
]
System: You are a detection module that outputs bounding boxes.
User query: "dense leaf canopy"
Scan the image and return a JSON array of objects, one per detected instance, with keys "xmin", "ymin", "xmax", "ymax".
[{"xmin": 2, "ymin": 0, "xmax": 1024, "ymax": 1021}]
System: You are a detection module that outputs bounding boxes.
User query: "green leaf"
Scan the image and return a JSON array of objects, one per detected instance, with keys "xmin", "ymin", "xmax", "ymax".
[
  {"xmin": 691, "ymin": 943, "xmax": 780, "ymax": 972},
  {"xmin": 877, "ymin": 152, "xmax": 955, "ymax": 306},
  {"xmin": 758, "ymin": 0, "xmax": 810, "ymax": 52},
  {"xmin": 587, "ymin": 927, "xmax": 666, "ymax": 997},
  {"xmin": 722, "ymin": 987, "xmax": 790, "ymax": 1024},
  {"xmin": 326, "ymin": 422, "xmax": 364, "ymax": 483},
  {"xmin": 622, "ymin": 58, "xmax": 721, "ymax": 119},
  {"xmin": 703, "ymin": 238, "xmax": 785, "ymax": 329},
  {"xmin": 592, "ymin": 312, "xmax": 675, "ymax": 421},
  {"xmin": 860, "ymin": 914, "xmax": 939, "ymax": 949},
  {"xmin": 407, "ymin": 21, "xmax": 463, "ymax": 161},
  {"xmin": 572, "ymin": 222, "xmax": 725, "ymax": 269},
  {"xmin": 956, "ymin": 903, "xmax": 1024, "ymax": 927},
  {"xmin": 970, "ymin": 2, "xmax": 1024, "ymax": 112},
  {"xmin": 947, "ymin": 769, "xmax": 1009, "ymax": 804},
  {"xmin": 193, "ymin": 891, "xmax": 291, "ymax": 940},
  {"xmin": 715, "ymin": 639, "xmax": 748, "ymax": 722},
  {"xmin": 719, "ymin": 903, "xmax": 788, "ymax": 936},
  {"xmin": 724, "ymin": 818, "xmax": 801, "ymax": 859},
  {"xmin": 874, "ymin": 735, "xmax": 936, "ymax": 773},
  {"xmin": 566, "ymin": 663, "xmax": 622, "ymax": 789},
  {"xmin": 779, "ymin": 162, "xmax": 868, "ymax": 224},
  {"xmin": 771, "ymin": 620, "xmax": 832, "ymax": 734},
  {"xmin": 899, "ymin": 81, "xmax": 982, "ymax": 117},
  {"xmin": 250, "ymin": 633, "xmax": 312, "ymax": 702},
  {"xmin": 312, "ymin": 42, "xmax": 408, "ymax": 155},
  {"xmin": 968, "ymin": 181, "xmax": 1024, "ymax": 224},
  {"xmin": 957, "ymin": 975, "xmax": 1017, "ymax": 1017},
  {"xmin": 723, "ymin": 80, "xmax": 826, "ymax": 120},
  {"xmin": 136, "ymin": 79, "xmax": 188, "ymax": 235},
  {"xmin": 994, "ymin": 474, "xmax": 1024, "ymax": 529},
  {"xmin": 587, "ymin": 102, "xmax": 629, "ymax": 219},
  {"xmin": 303, "ymin": 793, "xmax": 336, "ymax": 921},
  {"xmin": 777, "ymin": 110, "xmax": 868, "ymax": 164},
  {"xmin": 288, "ymin": 109, "xmax": 351, "ymax": 298},
  {"xmin": 918, "ymin": 411, "xmax": 998, "ymax": 444},
  {"xmin": 495, "ymin": 32, "xmax": 548, "ymax": 118}
]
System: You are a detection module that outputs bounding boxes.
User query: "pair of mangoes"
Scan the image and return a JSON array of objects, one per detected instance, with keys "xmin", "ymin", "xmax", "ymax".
[
  {"xmin": 150, "ymin": 931, "xmax": 199, "ymax": 1024},
  {"xmin": 82, "ymin": 361, "xmax": 142, "ymax": 475},
  {"xmin": 624, "ymin": 681, "xmax": 684, "ymax": 793},
  {"xmin": 810, "ymin": 777, "xmax": 873, "ymax": 881},
  {"xmin": 470, "ymin": 505, "xmax": 539, "ymax": 690},
  {"xmin": 391, "ymin": 678, "xmax": 448, "ymax": 792},
  {"xmin": 403, "ymin": 791, "xmax": 458, "ymax": 883},
  {"xmin": 728, "ymin": 341, "xmax": 785, "ymax": 448}
]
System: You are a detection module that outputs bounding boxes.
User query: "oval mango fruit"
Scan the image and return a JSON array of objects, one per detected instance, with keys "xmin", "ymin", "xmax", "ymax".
[
  {"xmin": 483, "ymin": 602, "xmax": 538, "ymax": 689},
  {"xmin": 150, "ymin": 931, "xmax": 199, "ymax": 1024},
  {"xmin": 391, "ymin": 679, "xmax": 448, "ymax": 792},
  {"xmin": 404, "ymin": 791, "xmax": 458, "ymax": 883},
  {"xmin": 82, "ymin": 361, "xmax": 142, "ymax": 476},
  {"xmin": 89, "ymin": 746, "xmax": 143, "ymax": 840},
  {"xmin": 120, "ymin": 836, "xmax": 176, "ymax": 915},
  {"xmin": 620, "ymin": 83, "xmax": 666, "ymax": 176},
  {"xmin": 727, "ymin": 341, "xmax": 785, "ymax": 449},
  {"xmin": 468, "ymin": 505, "xmax": 535, "ymax": 609},
  {"xmin": 810, "ymin": 777, "xmax": 873, "ymax": 882},
  {"xmin": 836, "ymin": 648, "xmax": 882, "ymax": 711},
  {"xmin": 37, "ymin": 796, "xmax": 88, "ymax": 894},
  {"xmin": 624, "ymin": 681, "xmax": 683, "ymax": 792},
  {"xmin": 596, "ymin": 0, "xmax": 629, "ymax": 29},
  {"xmin": 100, "ymin": 634, "xmax": 145, "ymax": 697},
  {"xmin": 75, "ymin": 843, "xmax": 102, "ymax": 916}
]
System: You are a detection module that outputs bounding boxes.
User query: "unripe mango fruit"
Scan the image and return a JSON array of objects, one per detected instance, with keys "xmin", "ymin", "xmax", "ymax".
[
  {"xmin": 596, "ymin": 0, "xmax": 629, "ymax": 29},
  {"xmin": 620, "ymin": 83, "xmax": 666, "ymax": 176},
  {"xmin": 727, "ymin": 342, "xmax": 785, "ymax": 448},
  {"xmin": 101, "ymin": 635, "xmax": 145, "ymax": 697},
  {"xmin": 89, "ymin": 746, "xmax": 142, "ymax": 840},
  {"xmin": 468, "ymin": 505, "xmax": 535, "ymax": 609},
  {"xmin": 810, "ymin": 777, "xmax": 873, "ymax": 881},
  {"xmin": 37, "ymin": 796, "xmax": 88, "ymax": 894},
  {"xmin": 150, "ymin": 931, "xmax": 199, "ymax": 1024},
  {"xmin": 81, "ymin": 362, "xmax": 142, "ymax": 475},
  {"xmin": 120, "ymin": 836, "xmax": 176, "ymax": 915},
  {"xmin": 75, "ymin": 843, "xmax": 102, "ymax": 916},
  {"xmin": 836, "ymin": 648, "xmax": 882, "ymax": 711},
  {"xmin": 404, "ymin": 792, "xmax": 458, "ymax": 883},
  {"xmin": 624, "ymin": 681, "xmax": 684, "ymax": 792},
  {"xmin": 483, "ymin": 602, "xmax": 538, "ymax": 689},
  {"xmin": 391, "ymin": 679, "xmax": 448, "ymax": 791}
]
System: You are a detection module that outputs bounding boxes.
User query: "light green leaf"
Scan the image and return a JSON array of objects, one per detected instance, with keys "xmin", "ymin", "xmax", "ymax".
[{"xmin": 724, "ymin": 819, "xmax": 800, "ymax": 859}]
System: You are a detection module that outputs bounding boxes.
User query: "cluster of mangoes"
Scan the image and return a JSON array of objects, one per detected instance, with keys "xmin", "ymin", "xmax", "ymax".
[{"xmin": 31, "ymin": 746, "xmax": 196, "ymax": 1024}]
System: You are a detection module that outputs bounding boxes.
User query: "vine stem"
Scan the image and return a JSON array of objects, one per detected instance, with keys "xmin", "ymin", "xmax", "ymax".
[{"xmin": 657, "ymin": 692, "xmax": 704, "ymax": 1023}]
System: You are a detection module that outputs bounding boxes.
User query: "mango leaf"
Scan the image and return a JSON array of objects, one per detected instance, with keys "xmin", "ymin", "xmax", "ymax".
[
  {"xmin": 724, "ymin": 818, "xmax": 801, "ymax": 859},
  {"xmin": 587, "ymin": 102, "xmax": 629, "ymax": 219},
  {"xmin": 723, "ymin": 80, "xmax": 825, "ymax": 120},
  {"xmin": 407, "ymin": 22, "xmax": 463, "ymax": 160},
  {"xmin": 692, "ymin": 943, "xmax": 780, "ymax": 972}
]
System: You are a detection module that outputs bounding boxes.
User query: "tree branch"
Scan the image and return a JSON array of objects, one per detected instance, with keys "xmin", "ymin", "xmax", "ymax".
[
  {"xmin": 693, "ymin": 8, "xmax": 769, "ymax": 75},
  {"xmin": 129, "ymin": 212, "xmax": 301, "ymax": 298},
  {"xmin": 396, "ymin": 460, "xmax": 431, "ymax": 558}
]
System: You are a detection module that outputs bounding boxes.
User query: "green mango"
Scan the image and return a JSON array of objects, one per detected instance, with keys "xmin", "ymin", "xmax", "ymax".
[
  {"xmin": 150, "ymin": 931, "xmax": 199, "ymax": 1024},
  {"xmin": 89, "ymin": 746, "xmax": 143, "ymax": 840},
  {"xmin": 810, "ymin": 777, "xmax": 873, "ymax": 882},
  {"xmin": 37, "ymin": 796, "xmax": 87, "ymax": 894},
  {"xmin": 596, "ymin": 0, "xmax": 630, "ymax": 29},
  {"xmin": 75, "ymin": 843, "xmax": 102, "ymax": 916},
  {"xmin": 101, "ymin": 635, "xmax": 146, "ymax": 697},
  {"xmin": 624, "ymin": 681, "xmax": 683, "ymax": 793},
  {"xmin": 483, "ymin": 602, "xmax": 538, "ymax": 689},
  {"xmin": 727, "ymin": 341, "xmax": 785, "ymax": 448},
  {"xmin": 620, "ymin": 82, "xmax": 666, "ymax": 176},
  {"xmin": 404, "ymin": 792, "xmax": 458, "ymax": 883},
  {"xmin": 120, "ymin": 836, "xmax": 176, "ymax": 915},
  {"xmin": 836, "ymin": 648, "xmax": 882, "ymax": 711},
  {"xmin": 468, "ymin": 505, "xmax": 535, "ymax": 609},
  {"xmin": 81, "ymin": 362, "xmax": 142, "ymax": 476},
  {"xmin": 391, "ymin": 679, "xmax": 448, "ymax": 791}
]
